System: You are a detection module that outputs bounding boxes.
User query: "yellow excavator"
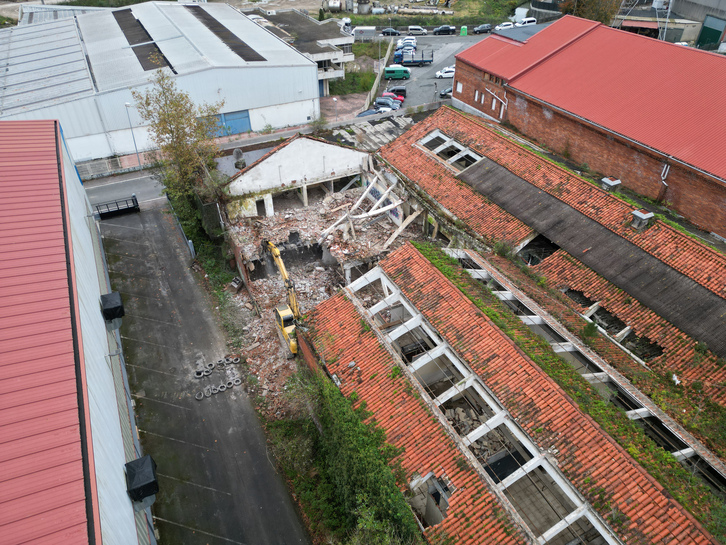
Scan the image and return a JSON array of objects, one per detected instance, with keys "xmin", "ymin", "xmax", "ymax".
[{"xmin": 266, "ymin": 241, "xmax": 300, "ymax": 357}]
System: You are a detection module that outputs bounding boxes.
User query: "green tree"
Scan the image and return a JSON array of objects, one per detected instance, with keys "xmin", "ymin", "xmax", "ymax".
[
  {"xmin": 560, "ymin": 0, "xmax": 621, "ymax": 25},
  {"xmin": 132, "ymin": 69, "xmax": 224, "ymax": 202},
  {"xmin": 319, "ymin": 8, "xmax": 325, "ymax": 21}
]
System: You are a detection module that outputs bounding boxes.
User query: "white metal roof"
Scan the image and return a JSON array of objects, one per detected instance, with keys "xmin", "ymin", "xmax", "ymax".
[
  {"xmin": 0, "ymin": 20, "xmax": 94, "ymax": 115},
  {"xmin": 0, "ymin": 1, "xmax": 313, "ymax": 115}
]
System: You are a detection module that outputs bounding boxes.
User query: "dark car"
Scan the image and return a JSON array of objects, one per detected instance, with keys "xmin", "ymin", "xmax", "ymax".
[
  {"xmin": 433, "ymin": 25, "xmax": 456, "ymax": 35},
  {"xmin": 439, "ymin": 86, "xmax": 452, "ymax": 98},
  {"xmin": 473, "ymin": 24, "xmax": 492, "ymax": 34},
  {"xmin": 357, "ymin": 108, "xmax": 380, "ymax": 117},
  {"xmin": 381, "ymin": 27, "xmax": 400, "ymax": 36},
  {"xmin": 387, "ymin": 85, "xmax": 407, "ymax": 98},
  {"xmin": 375, "ymin": 97, "xmax": 400, "ymax": 110}
]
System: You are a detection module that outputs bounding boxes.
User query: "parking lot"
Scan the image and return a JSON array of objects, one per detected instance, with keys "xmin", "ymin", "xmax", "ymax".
[{"xmin": 378, "ymin": 33, "xmax": 488, "ymax": 107}]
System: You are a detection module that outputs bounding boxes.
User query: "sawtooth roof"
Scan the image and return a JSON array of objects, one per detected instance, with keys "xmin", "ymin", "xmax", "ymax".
[
  {"xmin": 455, "ymin": 15, "xmax": 726, "ymax": 182},
  {"xmin": 308, "ymin": 242, "xmax": 717, "ymax": 544},
  {"xmin": 379, "ymin": 113, "xmax": 534, "ymax": 247},
  {"xmin": 0, "ymin": 120, "xmax": 92, "ymax": 543},
  {"xmin": 536, "ymin": 249, "xmax": 726, "ymax": 406},
  {"xmin": 381, "ymin": 107, "xmax": 726, "ymax": 358}
]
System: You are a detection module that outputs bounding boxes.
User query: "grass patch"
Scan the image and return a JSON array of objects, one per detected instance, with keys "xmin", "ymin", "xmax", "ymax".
[
  {"xmin": 329, "ymin": 71, "xmax": 376, "ymax": 95},
  {"xmin": 412, "ymin": 241, "xmax": 726, "ymax": 542}
]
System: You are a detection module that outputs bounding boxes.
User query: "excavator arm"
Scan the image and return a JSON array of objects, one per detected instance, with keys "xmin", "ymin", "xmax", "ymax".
[{"xmin": 266, "ymin": 242, "xmax": 300, "ymax": 319}]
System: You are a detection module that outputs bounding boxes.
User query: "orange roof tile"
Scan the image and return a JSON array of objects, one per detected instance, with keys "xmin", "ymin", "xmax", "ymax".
[
  {"xmin": 381, "ymin": 107, "xmax": 726, "ymax": 301},
  {"xmin": 377, "ymin": 243, "xmax": 716, "ymax": 544},
  {"xmin": 535, "ymin": 249, "xmax": 726, "ymax": 405},
  {"xmin": 309, "ymin": 293, "xmax": 526, "ymax": 545}
]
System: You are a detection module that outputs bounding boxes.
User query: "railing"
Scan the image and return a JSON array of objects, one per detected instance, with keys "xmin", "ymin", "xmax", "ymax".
[{"xmin": 94, "ymin": 195, "xmax": 140, "ymax": 218}]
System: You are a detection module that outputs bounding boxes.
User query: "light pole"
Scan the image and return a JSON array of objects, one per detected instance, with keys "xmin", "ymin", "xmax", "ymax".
[
  {"xmin": 124, "ymin": 102, "xmax": 141, "ymax": 168},
  {"xmin": 333, "ymin": 97, "xmax": 338, "ymax": 122}
]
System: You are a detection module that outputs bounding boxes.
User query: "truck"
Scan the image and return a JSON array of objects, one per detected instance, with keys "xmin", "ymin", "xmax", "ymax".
[
  {"xmin": 352, "ymin": 26, "xmax": 378, "ymax": 42},
  {"xmin": 392, "ymin": 49, "xmax": 434, "ymax": 66}
]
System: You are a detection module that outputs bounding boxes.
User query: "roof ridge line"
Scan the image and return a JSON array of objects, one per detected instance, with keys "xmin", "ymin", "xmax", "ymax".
[{"xmin": 507, "ymin": 16, "xmax": 601, "ymax": 83}]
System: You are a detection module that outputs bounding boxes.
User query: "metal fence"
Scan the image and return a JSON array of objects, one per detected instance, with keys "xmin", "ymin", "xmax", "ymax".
[{"xmin": 166, "ymin": 195, "xmax": 196, "ymax": 259}]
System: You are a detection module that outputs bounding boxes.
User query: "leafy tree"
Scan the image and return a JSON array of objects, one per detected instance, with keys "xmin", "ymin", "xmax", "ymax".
[
  {"xmin": 132, "ymin": 69, "xmax": 224, "ymax": 202},
  {"xmin": 319, "ymin": 8, "xmax": 325, "ymax": 21},
  {"xmin": 560, "ymin": 0, "xmax": 621, "ymax": 25}
]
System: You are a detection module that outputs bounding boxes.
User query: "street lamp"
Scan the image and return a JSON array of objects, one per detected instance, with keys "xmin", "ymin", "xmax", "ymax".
[
  {"xmin": 124, "ymin": 102, "xmax": 141, "ymax": 169},
  {"xmin": 333, "ymin": 97, "xmax": 338, "ymax": 122}
]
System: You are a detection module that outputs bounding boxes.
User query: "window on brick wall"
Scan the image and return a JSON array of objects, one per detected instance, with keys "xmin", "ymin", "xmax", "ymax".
[
  {"xmin": 492, "ymin": 97, "xmax": 497, "ymax": 110},
  {"xmin": 456, "ymin": 81, "xmax": 463, "ymax": 94},
  {"xmin": 475, "ymin": 90, "xmax": 479, "ymax": 101}
]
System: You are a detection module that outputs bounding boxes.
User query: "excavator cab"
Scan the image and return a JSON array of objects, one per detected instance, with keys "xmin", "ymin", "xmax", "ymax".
[{"xmin": 267, "ymin": 241, "xmax": 300, "ymax": 357}]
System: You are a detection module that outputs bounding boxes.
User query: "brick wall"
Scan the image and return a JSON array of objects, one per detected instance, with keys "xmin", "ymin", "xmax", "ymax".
[
  {"xmin": 506, "ymin": 94, "xmax": 726, "ymax": 237},
  {"xmin": 454, "ymin": 61, "xmax": 508, "ymax": 120},
  {"xmin": 297, "ymin": 333, "xmax": 321, "ymax": 375}
]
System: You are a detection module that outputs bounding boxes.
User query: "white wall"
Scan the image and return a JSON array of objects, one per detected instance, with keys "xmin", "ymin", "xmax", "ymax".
[
  {"xmin": 61, "ymin": 133, "xmax": 142, "ymax": 545},
  {"xmin": 227, "ymin": 137, "xmax": 368, "ymax": 197}
]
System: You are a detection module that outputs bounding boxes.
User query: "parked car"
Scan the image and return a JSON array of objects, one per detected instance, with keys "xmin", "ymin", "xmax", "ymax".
[
  {"xmin": 381, "ymin": 27, "xmax": 400, "ymax": 36},
  {"xmin": 375, "ymin": 97, "xmax": 401, "ymax": 110},
  {"xmin": 433, "ymin": 25, "xmax": 456, "ymax": 35},
  {"xmin": 495, "ymin": 21, "xmax": 514, "ymax": 31},
  {"xmin": 387, "ymin": 85, "xmax": 407, "ymax": 97},
  {"xmin": 382, "ymin": 92, "xmax": 404, "ymax": 103},
  {"xmin": 398, "ymin": 46, "xmax": 416, "ymax": 56},
  {"xmin": 407, "ymin": 25, "xmax": 427, "ymax": 35},
  {"xmin": 515, "ymin": 17, "xmax": 537, "ymax": 27},
  {"xmin": 435, "ymin": 66, "xmax": 455, "ymax": 79},
  {"xmin": 395, "ymin": 41, "xmax": 417, "ymax": 51},
  {"xmin": 376, "ymin": 106, "xmax": 393, "ymax": 113},
  {"xmin": 439, "ymin": 86, "xmax": 452, "ymax": 98},
  {"xmin": 357, "ymin": 108, "xmax": 380, "ymax": 117},
  {"xmin": 473, "ymin": 24, "xmax": 492, "ymax": 34},
  {"xmin": 397, "ymin": 37, "xmax": 417, "ymax": 47}
]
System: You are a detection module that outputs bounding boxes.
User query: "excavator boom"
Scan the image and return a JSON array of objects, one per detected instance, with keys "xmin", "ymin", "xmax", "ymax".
[{"xmin": 266, "ymin": 241, "xmax": 300, "ymax": 356}]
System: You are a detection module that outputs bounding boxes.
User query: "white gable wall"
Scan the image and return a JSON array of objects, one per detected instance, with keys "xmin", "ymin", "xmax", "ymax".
[{"xmin": 227, "ymin": 138, "xmax": 368, "ymax": 197}]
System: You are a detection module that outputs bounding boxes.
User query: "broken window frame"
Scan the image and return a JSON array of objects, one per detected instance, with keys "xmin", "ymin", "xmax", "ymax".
[
  {"xmin": 418, "ymin": 130, "xmax": 482, "ymax": 172},
  {"xmin": 347, "ymin": 265, "xmax": 621, "ymax": 545}
]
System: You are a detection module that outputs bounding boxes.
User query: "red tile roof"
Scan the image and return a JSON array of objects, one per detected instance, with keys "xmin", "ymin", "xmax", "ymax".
[
  {"xmin": 378, "ymin": 243, "xmax": 716, "ymax": 544},
  {"xmin": 0, "ymin": 121, "xmax": 92, "ymax": 544},
  {"xmin": 309, "ymin": 294, "xmax": 526, "ymax": 545},
  {"xmin": 536, "ymin": 250, "xmax": 726, "ymax": 406},
  {"xmin": 385, "ymin": 106, "xmax": 726, "ymax": 301},
  {"xmin": 457, "ymin": 15, "xmax": 726, "ymax": 181},
  {"xmin": 379, "ymin": 112, "xmax": 534, "ymax": 246}
]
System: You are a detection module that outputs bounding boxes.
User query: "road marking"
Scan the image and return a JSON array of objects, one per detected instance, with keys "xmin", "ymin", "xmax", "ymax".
[
  {"xmin": 86, "ymin": 175, "xmax": 155, "ymax": 188},
  {"xmin": 132, "ymin": 394, "xmax": 190, "ymax": 411},
  {"xmin": 127, "ymin": 363, "xmax": 177, "ymax": 377},
  {"xmin": 152, "ymin": 517, "xmax": 245, "ymax": 544},
  {"xmin": 126, "ymin": 313, "xmax": 179, "ymax": 327},
  {"xmin": 121, "ymin": 335, "xmax": 174, "ymax": 349},
  {"xmin": 142, "ymin": 196, "xmax": 167, "ymax": 204},
  {"xmin": 139, "ymin": 429, "xmax": 216, "ymax": 451},
  {"xmin": 100, "ymin": 222, "xmax": 143, "ymax": 231},
  {"xmin": 156, "ymin": 472, "xmax": 232, "ymax": 496},
  {"xmin": 101, "ymin": 236, "xmax": 149, "ymax": 246}
]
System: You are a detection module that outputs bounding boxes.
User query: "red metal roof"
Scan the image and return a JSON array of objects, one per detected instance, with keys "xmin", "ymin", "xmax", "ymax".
[
  {"xmin": 0, "ymin": 121, "xmax": 91, "ymax": 544},
  {"xmin": 457, "ymin": 15, "xmax": 726, "ymax": 181},
  {"xmin": 455, "ymin": 16, "xmax": 599, "ymax": 81}
]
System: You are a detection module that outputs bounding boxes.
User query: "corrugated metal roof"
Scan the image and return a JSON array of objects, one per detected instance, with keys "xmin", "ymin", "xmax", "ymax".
[
  {"xmin": 456, "ymin": 15, "xmax": 726, "ymax": 181},
  {"xmin": 0, "ymin": 20, "xmax": 94, "ymax": 115},
  {"xmin": 19, "ymin": 5, "xmax": 108, "ymax": 27},
  {"xmin": 0, "ymin": 120, "xmax": 90, "ymax": 544},
  {"xmin": 456, "ymin": 16, "xmax": 599, "ymax": 81}
]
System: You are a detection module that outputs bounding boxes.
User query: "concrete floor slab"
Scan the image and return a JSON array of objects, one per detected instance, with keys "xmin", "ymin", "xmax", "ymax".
[{"xmin": 100, "ymin": 202, "xmax": 310, "ymax": 545}]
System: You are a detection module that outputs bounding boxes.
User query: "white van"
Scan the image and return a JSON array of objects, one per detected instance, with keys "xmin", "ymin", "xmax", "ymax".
[
  {"xmin": 515, "ymin": 17, "xmax": 537, "ymax": 27},
  {"xmin": 407, "ymin": 25, "xmax": 428, "ymax": 35}
]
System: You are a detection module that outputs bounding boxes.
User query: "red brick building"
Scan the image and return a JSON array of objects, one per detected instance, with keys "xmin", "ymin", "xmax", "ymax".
[{"xmin": 453, "ymin": 16, "xmax": 726, "ymax": 238}]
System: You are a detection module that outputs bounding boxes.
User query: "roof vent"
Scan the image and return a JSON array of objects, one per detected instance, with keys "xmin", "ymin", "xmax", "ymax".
[
  {"xmin": 101, "ymin": 292, "xmax": 125, "ymax": 330},
  {"xmin": 631, "ymin": 209, "xmax": 654, "ymax": 231},
  {"xmin": 600, "ymin": 176, "xmax": 621, "ymax": 192},
  {"xmin": 125, "ymin": 455, "xmax": 158, "ymax": 510}
]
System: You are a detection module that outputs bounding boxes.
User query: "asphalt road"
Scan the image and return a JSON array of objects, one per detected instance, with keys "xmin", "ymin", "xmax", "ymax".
[
  {"xmin": 84, "ymin": 171, "xmax": 165, "ymax": 207},
  {"xmin": 88, "ymin": 176, "xmax": 310, "ymax": 545},
  {"xmin": 379, "ymin": 33, "xmax": 488, "ymax": 107}
]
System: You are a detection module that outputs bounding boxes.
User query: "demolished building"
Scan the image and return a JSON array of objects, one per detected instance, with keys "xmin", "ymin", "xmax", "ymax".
[{"xmin": 300, "ymin": 242, "xmax": 719, "ymax": 543}]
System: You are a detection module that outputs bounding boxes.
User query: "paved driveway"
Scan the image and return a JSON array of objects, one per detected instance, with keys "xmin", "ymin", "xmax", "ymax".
[
  {"xmin": 96, "ymin": 178, "xmax": 310, "ymax": 545},
  {"xmin": 379, "ymin": 34, "xmax": 486, "ymax": 107}
]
